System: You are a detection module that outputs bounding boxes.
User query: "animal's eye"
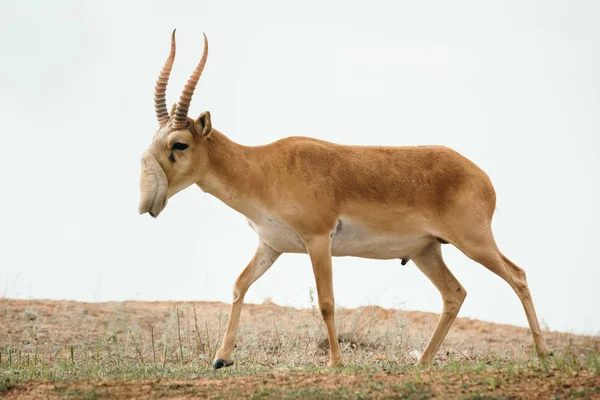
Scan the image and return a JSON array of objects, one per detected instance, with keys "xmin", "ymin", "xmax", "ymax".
[{"xmin": 172, "ymin": 142, "xmax": 189, "ymax": 151}]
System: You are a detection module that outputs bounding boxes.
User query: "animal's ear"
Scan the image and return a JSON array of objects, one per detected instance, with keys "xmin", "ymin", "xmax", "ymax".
[
  {"xmin": 169, "ymin": 103, "xmax": 177, "ymax": 117},
  {"xmin": 195, "ymin": 111, "xmax": 212, "ymax": 137}
]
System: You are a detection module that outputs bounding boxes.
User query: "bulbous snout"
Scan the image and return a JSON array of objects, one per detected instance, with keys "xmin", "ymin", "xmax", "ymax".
[{"xmin": 138, "ymin": 153, "xmax": 168, "ymax": 218}]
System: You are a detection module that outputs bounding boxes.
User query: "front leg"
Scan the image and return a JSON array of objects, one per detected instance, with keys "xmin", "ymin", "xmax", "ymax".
[
  {"xmin": 305, "ymin": 235, "xmax": 343, "ymax": 367},
  {"xmin": 213, "ymin": 241, "xmax": 281, "ymax": 369}
]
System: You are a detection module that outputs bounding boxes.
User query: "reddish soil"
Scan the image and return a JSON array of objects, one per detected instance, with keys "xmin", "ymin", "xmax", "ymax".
[{"xmin": 1, "ymin": 299, "xmax": 599, "ymax": 399}]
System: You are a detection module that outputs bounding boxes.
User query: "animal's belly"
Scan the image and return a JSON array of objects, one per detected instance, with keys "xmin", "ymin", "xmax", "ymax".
[
  {"xmin": 248, "ymin": 217, "xmax": 433, "ymax": 260},
  {"xmin": 331, "ymin": 229, "xmax": 432, "ymax": 259}
]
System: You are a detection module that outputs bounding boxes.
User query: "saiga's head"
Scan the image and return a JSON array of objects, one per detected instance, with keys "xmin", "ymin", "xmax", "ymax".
[{"xmin": 139, "ymin": 30, "xmax": 214, "ymax": 218}]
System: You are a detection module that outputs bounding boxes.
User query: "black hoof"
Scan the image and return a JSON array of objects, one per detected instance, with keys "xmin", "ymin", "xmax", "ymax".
[{"xmin": 213, "ymin": 359, "xmax": 234, "ymax": 369}]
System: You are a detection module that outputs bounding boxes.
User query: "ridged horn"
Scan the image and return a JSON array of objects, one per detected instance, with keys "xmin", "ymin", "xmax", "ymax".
[
  {"xmin": 173, "ymin": 33, "xmax": 208, "ymax": 130},
  {"xmin": 154, "ymin": 30, "xmax": 177, "ymax": 125}
]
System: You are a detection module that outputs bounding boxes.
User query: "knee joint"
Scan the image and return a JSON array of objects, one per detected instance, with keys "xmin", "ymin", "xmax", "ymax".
[
  {"xmin": 509, "ymin": 267, "xmax": 529, "ymax": 291},
  {"xmin": 232, "ymin": 285, "xmax": 248, "ymax": 304},
  {"xmin": 444, "ymin": 286, "xmax": 466, "ymax": 313},
  {"xmin": 511, "ymin": 264, "xmax": 527, "ymax": 279},
  {"xmin": 319, "ymin": 300, "xmax": 335, "ymax": 319},
  {"xmin": 513, "ymin": 279, "xmax": 530, "ymax": 295}
]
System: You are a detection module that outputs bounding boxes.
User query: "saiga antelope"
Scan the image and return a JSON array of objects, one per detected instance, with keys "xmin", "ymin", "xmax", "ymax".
[{"xmin": 138, "ymin": 31, "xmax": 551, "ymax": 369}]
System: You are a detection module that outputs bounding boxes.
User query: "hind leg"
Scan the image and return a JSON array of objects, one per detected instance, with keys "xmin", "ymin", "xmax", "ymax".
[
  {"xmin": 410, "ymin": 242, "xmax": 466, "ymax": 365},
  {"xmin": 452, "ymin": 228, "xmax": 551, "ymax": 358}
]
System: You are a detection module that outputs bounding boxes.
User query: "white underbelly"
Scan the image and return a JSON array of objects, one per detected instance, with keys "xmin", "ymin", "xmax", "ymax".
[
  {"xmin": 247, "ymin": 216, "xmax": 433, "ymax": 260},
  {"xmin": 331, "ymin": 222, "xmax": 432, "ymax": 259}
]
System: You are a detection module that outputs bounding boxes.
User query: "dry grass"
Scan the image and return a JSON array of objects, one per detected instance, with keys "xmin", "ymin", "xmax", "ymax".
[{"xmin": 1, "ymin": 298, "xmax": 599, "ymax": 399}]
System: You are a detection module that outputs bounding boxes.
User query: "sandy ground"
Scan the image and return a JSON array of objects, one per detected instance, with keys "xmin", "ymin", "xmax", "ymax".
[
  {"xmin": 1, "ymin": 298, "xmax": 597, "ymax": 357},
  {"xmin": 1, "ymin": 299, "xmax": 599, "ymax": 399}
]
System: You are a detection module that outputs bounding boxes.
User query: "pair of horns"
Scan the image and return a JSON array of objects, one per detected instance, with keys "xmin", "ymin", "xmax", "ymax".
[{"xmin": 154, "ymin": 29, "xmax": 208, "ymax": 130}]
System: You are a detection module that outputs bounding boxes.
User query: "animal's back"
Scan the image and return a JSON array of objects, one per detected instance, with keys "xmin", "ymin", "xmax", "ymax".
[{"xmin": 261, "ymin": 136, "xmax": 496, "ymax": 222}]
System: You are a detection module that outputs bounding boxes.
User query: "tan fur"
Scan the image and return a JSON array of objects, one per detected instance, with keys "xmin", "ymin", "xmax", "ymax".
[{"xmin": 139, "ymin": 35, "xmax": 550, "ymax": 368}]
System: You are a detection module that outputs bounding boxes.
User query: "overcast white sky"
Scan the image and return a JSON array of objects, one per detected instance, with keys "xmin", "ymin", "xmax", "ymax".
[{"xmin": 1, "ymin": 1, "xmax": 599, "ymax": 335}]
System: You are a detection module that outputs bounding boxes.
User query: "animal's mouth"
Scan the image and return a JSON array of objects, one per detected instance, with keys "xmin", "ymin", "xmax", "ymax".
[{"xmin": 138, "ymin": 153, "xmax": 168, "ymax": 218}]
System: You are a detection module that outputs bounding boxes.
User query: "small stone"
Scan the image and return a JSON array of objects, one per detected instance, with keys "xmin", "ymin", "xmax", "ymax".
[{"xmin": 409, "ymin": 350, "xmax": 422, "ymax": 361}]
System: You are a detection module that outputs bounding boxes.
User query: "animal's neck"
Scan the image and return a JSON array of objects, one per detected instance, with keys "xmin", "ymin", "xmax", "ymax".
[{"xmin": 196, "ymin": 129, "xmax": 266, "ymax": 219}]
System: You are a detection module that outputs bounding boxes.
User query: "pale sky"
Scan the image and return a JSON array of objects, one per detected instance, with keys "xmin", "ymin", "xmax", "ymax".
[{"xmin": 1, "ymin": 1, "xmax": 599, "ymax": 335}]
